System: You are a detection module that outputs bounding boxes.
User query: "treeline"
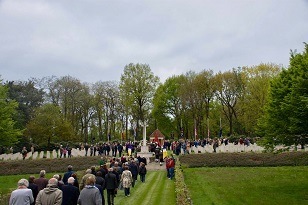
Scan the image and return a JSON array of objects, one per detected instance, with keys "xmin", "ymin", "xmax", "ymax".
[{"xmin": 0, "ymin": 44, "xmax": 307, "ymax": 150}]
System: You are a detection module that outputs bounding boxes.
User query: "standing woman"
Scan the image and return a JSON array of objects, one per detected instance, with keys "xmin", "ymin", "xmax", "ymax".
[
  {"xmin": 120, "ymin": 166, "xmax": 133, "ymax": 197},
  {"xmin": 78, "ymin": 175, "xmax": 102, "ymax": 205}
]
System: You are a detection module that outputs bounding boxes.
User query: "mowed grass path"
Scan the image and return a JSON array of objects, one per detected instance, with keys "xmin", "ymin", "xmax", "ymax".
[
  {"xmin": 184, "ymin": 166, "xmax": 308, "ymax": 205},
  {"xmin": 115, "ymin": 170, "xmax": 175, "ymax": 205},
  {"xmin": 0, "ymin": 171, "xmax": 175, "ymax": 205}
]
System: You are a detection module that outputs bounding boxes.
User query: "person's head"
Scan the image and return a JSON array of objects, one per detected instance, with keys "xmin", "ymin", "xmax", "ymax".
[
  {"xmin": 53, "ymin": 174, "xmax": 60, "ymax": 180},
  {"xmin": 108, "ymin": 168, "xmax": 113, "ymax": 172},
  {"xmin": 18, "ymin": 179, "xmax": 29, "ymax": 187},
  {"xmin": 28, "ymin": 176, "xmax": 35, "ymax": 183},
  {"xmin": 91, "ymin": 166, "xmax": 96, "ymax": 171},
  {"xmin": 68, "ymin": 165, "xmax": 73, "ymax": 171},
  {"xmin": 124, "ymin": 166, "xmax": 129, "ymax": 170},
  {"xmin": 71, "ymin": 173, "xmax": 77, "ymax": 178},
  {"xmin": 85, "ymin": 175, "xmax": 96, "ymax": 186},
  {"xmin": 96, "ymin": 171, "xmax": 102, "ymax": 177},
  {"xmin": 68, "ymin": 177, "xmax": 75, "ymax": 185},
  {"xmin": 85, "ymin": 169, "xmax": 92, "ymax": 174},
  {"xmin": 48, "ymin": 178, "xmax": 58, "ymax": 186},
  {"xmin": 39, "ymin": 170, "xmax": 46, "ymax": 177}
]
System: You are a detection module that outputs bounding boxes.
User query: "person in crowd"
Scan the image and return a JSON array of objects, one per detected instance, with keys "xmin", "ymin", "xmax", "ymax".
[
  {"xmin": 117, "ymin": 143, "xmax": 123, "ymax": 157},
  {"xmin": 71, "ymin": 173, "xmax": 79, "ymax": 189},
  {"xmin": 63, "ymin": 165, "xmax": 75, "ymax": 185},
  {"xmin": 95, "ymin": 171, "xmax": 106, "ymax": 204},
  {"xmin": 84, "ymin": 143, "xmax": 89, "ymax": 156},
  {"xmin": 22, "ymin": 147, "xmax": 28, "ymax": 160},
  {"xmin": 78, "ymin": 175, "xmax": 102, "ymax": 205},
  {"xmin": 80, "ymin": 169, "xmax": 95, "ymax": 191},
  {"xmin": 28, "ymin": 176, "xmax": 38, "ymax": 205},
  {"xmin": 129, "ymin": 160, "xmax": 138, "ymax": 187},
  {"xmin": 95, "ymin": 171, "xmax": 105, "ymax": 188},
  {"xmin": 59, "ymin": 145, "xmax": 64, "ymax": 158},
  {"xmin": 9, "ymin": 178, "xmax": 34, "ymax": 205},
  {"xmin": 34, "ymin": 170, "xmax": 48, "ymax": 191},
  {"xmin": 53, "ymin": 174, "xmax": 64, "ymax": 190},
  {"xmin": 91, "ymin": 166, "xmax": 97, "ymax": 176},
  {"xmin": 61, "ymin": 177, "xmax": 80, "ymax": 205},
  {"xmin": 30, "ymin": 145, "xmax": 35, "ymax": 155},
  {"xmin": 139, "ymin": 162, "xmax": 147, "ymax": 183},
  {"xmin": 36, "ymin": 178, "xmax": 62, "ymax": 205},
  {"xmin": 120, "ymin": 166, "xmax": 133, "ymax": 197},
  {"xmin": 105, "ymin": 168, "xmax": 118, "ymax": 205},
  {"xmin": 165, "ymin": 157, "xmax": 171, "ymax": 178},
  {"xmin": 168, "ymin": 155, "xmax": 175, "ymax": 180}
]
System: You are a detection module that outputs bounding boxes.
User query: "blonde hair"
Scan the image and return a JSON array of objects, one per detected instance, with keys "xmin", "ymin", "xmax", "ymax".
[{"xmin": 85, "ymin": 175, "xmax": 96, "ymax": 185}]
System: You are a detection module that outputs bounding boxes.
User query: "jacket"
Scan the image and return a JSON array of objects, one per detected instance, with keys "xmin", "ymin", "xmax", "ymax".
[{"xmin": 36, "ymin": 184, "xmax": 62, "ymax": 205}]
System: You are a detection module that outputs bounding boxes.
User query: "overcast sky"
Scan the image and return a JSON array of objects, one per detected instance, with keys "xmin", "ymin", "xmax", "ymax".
[{"xmin": 1, "ymin": 0, "xmax": 307, "ymax": 84}]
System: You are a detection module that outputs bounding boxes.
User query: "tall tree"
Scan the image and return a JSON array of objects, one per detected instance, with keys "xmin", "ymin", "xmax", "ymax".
[
  {"xmin": 119, "ymin": 63, "xmax": 159, "ymax": 139},
  {"xmin": 0, "ymin": 80, "xmax": 22, "ymax": 147},
  {"xmin": 153, "ymin": 75, "xmax": 185, "ymax": 138},
  {"xmin": 6, "ymin": 80, "xmax": 45, "ymax": 130},
  {"xmin": 25, "ymin": 104, "xmax": 74, "ymax": 147},
  {"xmin": 240, "ymin": 64, "xmax": 281, "ymax": 135},
  {"xmin": 258, "ymin": 44, "xmax": 308, "ymax": 147},
  {"xmin": 215, "ymin": 68, "xmax": 245, "ymax": 135}
]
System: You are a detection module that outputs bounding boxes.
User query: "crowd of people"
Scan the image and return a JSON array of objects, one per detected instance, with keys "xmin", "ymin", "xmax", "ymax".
[{"xmin": 9, "ymin": 154, "xmax": 150, "ymax": 205}]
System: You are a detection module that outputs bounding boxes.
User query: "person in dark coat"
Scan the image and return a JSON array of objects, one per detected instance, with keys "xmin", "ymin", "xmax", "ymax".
[
  {"xmin": 61, "ymin": 177, "xmax": 80, "ymax": 205},
  {"xmin": 28, "ymin": 176, "xmax": 38, "ymax": 205},
  {"xmin": 34, "ymin": 170, "xmax": 48, "ymax": 191},
  {"xmin": 105, "ymin": 168, "xmax": 118, "ymax": 205},
  {"xmin": 139, "ymin": 162, "xmax": 147, "ymax": 182},
  {"xmin": 95, "ymin": 183, "xmax": 105, "ymax": 205},
  {"xmin": 63, "ymin": 165, "xmax": 74, "ymax": 185},
  {"xmin": 129, "ymin": 160, "xmax": 139, "ymax": 187}
]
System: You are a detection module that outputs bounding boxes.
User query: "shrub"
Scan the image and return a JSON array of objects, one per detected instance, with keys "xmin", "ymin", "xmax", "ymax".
[{"xmin": 179, "ymin": 152, "xmax": 308, "ymax": 168}]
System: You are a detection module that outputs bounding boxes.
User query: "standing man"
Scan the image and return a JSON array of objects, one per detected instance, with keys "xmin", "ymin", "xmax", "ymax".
[
  {"xmin": 34, "ymin": 170, "xmax": 48, "ymax": 191},
  {"xmin": 36, "ymin": 178, "xmax": 62, "ymax": 205},
  {"xmin": 63, "ymin": 165, "xmax": 74, "ymax": 185},
  {"xmin": 62, "ymin": 177, "xmax": 80, "ymax": 205},
  {"xmin": 9, "ymin": 179, "xmax": 34, "ymax": 205},
  {"xmin": 105, "ymin": 168, "xmax": 118, "ymax": 205}
]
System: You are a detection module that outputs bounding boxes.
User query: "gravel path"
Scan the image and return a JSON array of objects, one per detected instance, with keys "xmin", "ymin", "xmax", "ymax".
[{"xmin": 146, "ymin": 161, "xmax": 166, "ymax": 171}]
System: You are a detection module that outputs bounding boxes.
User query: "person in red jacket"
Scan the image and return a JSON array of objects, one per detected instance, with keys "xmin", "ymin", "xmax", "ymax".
[{"xmin": 168, "ymin": 156, "xmax": 175, "ymax": 180}]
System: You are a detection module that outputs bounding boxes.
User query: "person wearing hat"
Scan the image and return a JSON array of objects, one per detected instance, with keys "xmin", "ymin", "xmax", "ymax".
[{"xmin": 9, "ymin": 178, "xmax": 34, "ymax": 205}]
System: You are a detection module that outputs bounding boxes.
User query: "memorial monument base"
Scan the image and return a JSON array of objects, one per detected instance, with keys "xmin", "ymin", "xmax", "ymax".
[{"xmin": 137, "ymin": 146, "xmax": 153, "ymax": 164}]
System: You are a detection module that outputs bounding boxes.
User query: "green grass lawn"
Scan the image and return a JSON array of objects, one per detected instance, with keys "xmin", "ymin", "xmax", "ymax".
[
  {"xmin": 183, "ymin": 166, "xmax": 308, "ymax": 205},
  {"xmin": 0, "ymin": 171, "xmax": 175, "ymax": 205}
]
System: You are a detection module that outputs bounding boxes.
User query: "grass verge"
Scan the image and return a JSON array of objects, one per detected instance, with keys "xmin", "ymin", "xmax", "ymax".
[{"xmin": 183, "ymin": 166, "xmax": 308, "ymax": 205}]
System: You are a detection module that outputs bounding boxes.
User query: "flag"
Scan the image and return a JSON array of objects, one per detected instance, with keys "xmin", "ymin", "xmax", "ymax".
[{"xmin": 194, "ymin": 120, "xmax": 197, "ymax": 140}]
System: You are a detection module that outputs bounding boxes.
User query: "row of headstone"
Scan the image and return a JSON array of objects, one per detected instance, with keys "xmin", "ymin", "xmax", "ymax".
[
  {"xmin": 187, "ymin": 144, "xmax": 308, "ymax": 154},
  {"xmin": 0, "ymin": 144, "xmax": 307, "ymax": 161}
]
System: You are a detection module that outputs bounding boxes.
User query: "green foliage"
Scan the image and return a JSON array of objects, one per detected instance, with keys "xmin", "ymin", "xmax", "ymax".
[
  {"xmin": 120, "ymin": 63, "xmax": 160, "ymax": 139},
  {"xmin": 179, "ymin": 152, "xmax": 308, "ymax": 167},
  {"xmin": 0, "ymin": 82, "xmax": 22, "ymax": 147},
  {"xmin": 175, "ymin": 159, "xmax": 192, "ymax": 205},
  {"xmin": 25, "ymin": 104, "xmax": 75, "ymax": 146},
  {"xmin": 258, "ymin": 44, "xmax": 308, "ymax": 146},
  {"xmin": 6, "ymin": 80, "xmax": 45, "ymax": 130}
]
